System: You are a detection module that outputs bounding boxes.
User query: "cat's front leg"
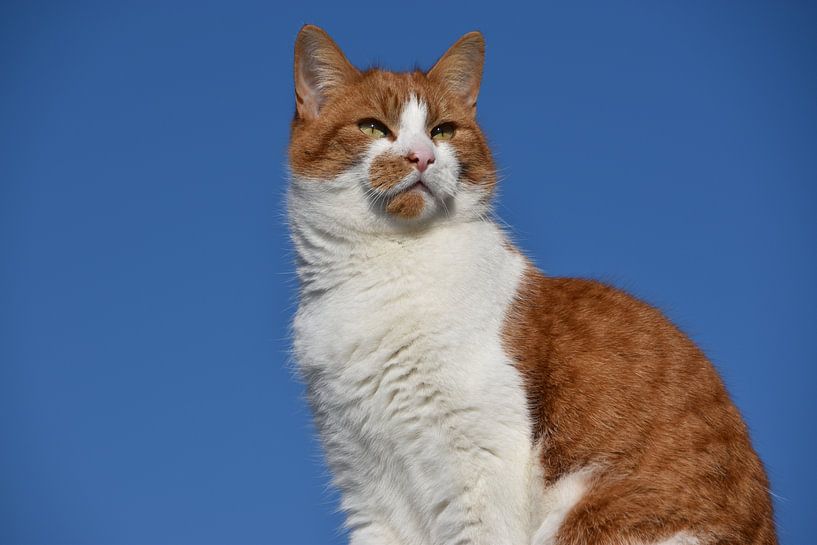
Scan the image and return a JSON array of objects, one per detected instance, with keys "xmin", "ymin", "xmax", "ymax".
[{"xmin": 423, "ymin": 453, "xmax": 536, "ymax": 545}]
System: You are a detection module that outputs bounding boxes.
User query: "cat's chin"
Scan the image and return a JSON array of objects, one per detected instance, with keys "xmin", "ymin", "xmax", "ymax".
[
  {"xmin": 384, "ymin": 186, "xmax": 439, "ymax": 223},
  {"xmin": 366, "ymin": 181, "xmax": 488, "ymax": 233}
]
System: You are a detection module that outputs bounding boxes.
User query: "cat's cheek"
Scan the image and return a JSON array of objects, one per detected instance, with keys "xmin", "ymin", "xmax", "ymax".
[
  {"xmin": 425, "ymin": 143, "xmax": 461, "ymax": 196},
  {"xmin": 446, "ymin": 129, "xmax": 495, "ymax": 189}
]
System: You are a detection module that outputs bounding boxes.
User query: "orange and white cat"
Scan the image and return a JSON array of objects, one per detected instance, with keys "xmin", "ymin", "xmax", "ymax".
[{"xmin": 287, "ymin": 25, "xmax": 776, "ymax": 545}]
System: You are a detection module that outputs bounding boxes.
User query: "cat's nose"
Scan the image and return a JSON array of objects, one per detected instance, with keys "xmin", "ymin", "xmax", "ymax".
[{"xmin": 406, "ymin": 147, "xmax": 435, "ymax": 173}]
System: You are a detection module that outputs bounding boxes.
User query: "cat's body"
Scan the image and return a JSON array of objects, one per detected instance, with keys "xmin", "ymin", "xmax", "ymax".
[{"xmin": 287, "ymin": 26, "xmax": 776, "ymax": 545}]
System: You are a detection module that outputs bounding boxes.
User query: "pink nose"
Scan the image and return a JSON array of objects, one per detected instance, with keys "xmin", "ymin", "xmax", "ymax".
[{"xmin": 407, "ymin": 148, "xmax": 435, "ymax": 173}]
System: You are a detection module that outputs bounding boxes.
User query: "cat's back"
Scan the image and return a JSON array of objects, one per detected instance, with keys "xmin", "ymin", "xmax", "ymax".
[{"xmin": 505, "ymin": 270, "xmax": 776, "ymax": 544}]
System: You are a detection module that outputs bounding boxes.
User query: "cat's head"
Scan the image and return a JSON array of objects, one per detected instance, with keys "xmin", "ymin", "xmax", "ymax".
[{"xmin": 288, "ymin": 25, "xmax": 495, "ymax": 236}]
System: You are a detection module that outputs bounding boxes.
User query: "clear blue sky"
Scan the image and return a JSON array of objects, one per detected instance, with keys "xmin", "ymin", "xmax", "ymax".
[{"xmin": 1, "ymin": 1, "xmax": 815, "ymax": 544}]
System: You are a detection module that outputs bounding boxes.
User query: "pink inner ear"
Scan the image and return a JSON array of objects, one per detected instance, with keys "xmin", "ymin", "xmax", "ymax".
[
  {"xmin": 427, "ymin": 32, "xmax": 484, "ymax": 108},
  {"xmin": 293, "ymin": 26, "xmax": 359, "ymax": 121},
  {"xmin": 295, "ymin": 66, "xmax": 322, "ymax": 120}
]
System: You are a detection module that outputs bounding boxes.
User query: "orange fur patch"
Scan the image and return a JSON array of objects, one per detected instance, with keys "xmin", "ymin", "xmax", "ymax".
[
  {"xmin": 385, "ymin": 191, "xmax": 425, "ymax": 219},
  {"xmin": 369, "ymin": 153, "xmax": 413, "ymax": 191},
  {"xmin": 503, "ymin": 267, "xmax": 777, "ymax": 545}
]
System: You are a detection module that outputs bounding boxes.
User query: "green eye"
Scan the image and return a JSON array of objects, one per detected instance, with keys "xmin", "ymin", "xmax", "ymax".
[
  {"xmin": 431, "ymin": 123, "xmax": 456, "ymax": 141},
  {"xmin": 358, "ymin": 119, "xmax": 390, "ymax": 138}
]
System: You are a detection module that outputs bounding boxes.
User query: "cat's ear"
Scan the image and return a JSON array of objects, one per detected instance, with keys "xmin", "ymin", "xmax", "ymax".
[
  {"xmin": 427, "ymin": 32, "xmax": 485, "ymax": 113},
  {"xmin": 293, "ymin": 25, "xmax": 359, "ymax": 121}
]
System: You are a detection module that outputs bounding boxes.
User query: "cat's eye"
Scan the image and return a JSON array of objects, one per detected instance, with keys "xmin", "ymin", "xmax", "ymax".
[
  {"xmin": 358, "ymin": 119, "xmax": 390, "ymax": 138},
  {"xmin": 431, "ymin": 123, "xmax": 456, "ymax": 141}
]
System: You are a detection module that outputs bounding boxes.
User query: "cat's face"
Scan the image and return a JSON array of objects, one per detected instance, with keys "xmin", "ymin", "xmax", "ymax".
[{"xmin": 288, "ymin": 26, "xmax": 495, "ymax": 235}]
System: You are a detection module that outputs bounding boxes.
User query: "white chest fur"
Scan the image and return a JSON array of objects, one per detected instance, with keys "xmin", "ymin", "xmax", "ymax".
[{"xmin": 292, "ymin": 220, "xmax": 543, "ymax": 545}]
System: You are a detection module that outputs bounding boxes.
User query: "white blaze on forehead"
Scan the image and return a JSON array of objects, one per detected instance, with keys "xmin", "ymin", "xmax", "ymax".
[
  {"xmin": 398, "ymin": 94, "xmax": 428, "ymax": 136},
  {"xmin": 396, "ymin": 95, "xmax": 433, "ymax": 153}
]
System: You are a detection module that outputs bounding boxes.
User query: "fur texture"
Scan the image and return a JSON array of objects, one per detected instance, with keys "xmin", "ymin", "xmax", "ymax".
[{"xmin": 287, "ymin": 25, "xmax": 776, "ymax": 545}]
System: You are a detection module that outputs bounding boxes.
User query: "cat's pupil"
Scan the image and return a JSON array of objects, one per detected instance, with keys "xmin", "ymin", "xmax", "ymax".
[
  {"xmin": 358, "ymin": 119, "xmax": 389, "ymax": 138},
  {"xmin": 431, "ymin": 123, "xmax": 455, "ymax": 140}
]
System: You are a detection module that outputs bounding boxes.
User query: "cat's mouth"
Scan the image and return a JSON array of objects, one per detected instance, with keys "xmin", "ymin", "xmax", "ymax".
[
  {"xmin": 409, "ymin": 181, "xmax": 432, "ymax": 194},
  {"xmin": 382, "ymin": 176, "xmax": 438, "ymax": 199}
]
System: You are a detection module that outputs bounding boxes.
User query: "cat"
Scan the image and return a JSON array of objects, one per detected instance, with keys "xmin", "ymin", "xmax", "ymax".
[{"xmin": 287, "ymin": 25, "xmax": 777, "ymax": 545}]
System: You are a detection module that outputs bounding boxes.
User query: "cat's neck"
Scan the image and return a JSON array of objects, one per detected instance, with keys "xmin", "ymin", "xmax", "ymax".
[{"xmin": 289, "ymin": 213, "xmax": 508, "ymax": 299}]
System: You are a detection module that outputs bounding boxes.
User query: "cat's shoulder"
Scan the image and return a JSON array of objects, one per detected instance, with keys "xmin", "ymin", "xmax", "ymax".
[
  {"xmin": 505, "ymin": 267, "xmax": 707, "ymax": 374},
  {"xmin": 510, "ymin": 269, "xmax": 671, "ymax": 331}
]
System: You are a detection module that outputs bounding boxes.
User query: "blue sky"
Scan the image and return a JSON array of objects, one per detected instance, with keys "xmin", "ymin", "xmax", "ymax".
[{"xmin": 1, "ymin": 1, "xmax": 815, "ymax": 543}]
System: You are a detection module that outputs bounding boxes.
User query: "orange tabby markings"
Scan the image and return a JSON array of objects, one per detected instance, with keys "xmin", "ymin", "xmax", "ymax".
[
  {"xmin": 369, "ymin": 153, "xmax": 413, "ymax": 191},
  {"xmin": 504, "ymin": 267, "xmax": 777, "ymax": 545},
  {"xmin": 386, "ymin": 191, "xmax": 425, "ymax": 219}
]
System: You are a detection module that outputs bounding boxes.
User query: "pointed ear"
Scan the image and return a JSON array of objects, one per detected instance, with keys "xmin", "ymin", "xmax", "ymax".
[
  {"xmin": 427, "ymin": 31, "xmax": 485, "ymax": 112},
  {"xmin": 293, "ymin": 25, "xmax": 359, "ymax": 120}
]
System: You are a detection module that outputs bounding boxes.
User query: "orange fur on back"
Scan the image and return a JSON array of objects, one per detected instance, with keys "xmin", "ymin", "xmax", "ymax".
[{"xmin": 504, "ymin": 268, "xmax": 776, "ymax": 544}]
